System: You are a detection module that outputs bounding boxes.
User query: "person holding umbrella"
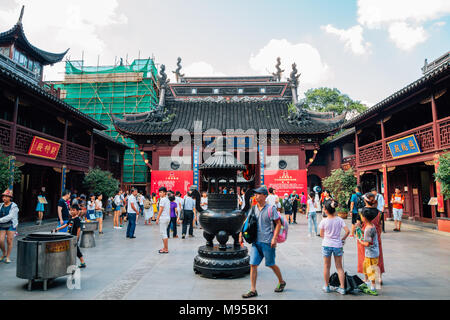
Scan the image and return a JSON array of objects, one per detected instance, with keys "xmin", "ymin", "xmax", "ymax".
[{"xmin": 0, "ymin": 189, "xmax": 19, "ymax": 264}]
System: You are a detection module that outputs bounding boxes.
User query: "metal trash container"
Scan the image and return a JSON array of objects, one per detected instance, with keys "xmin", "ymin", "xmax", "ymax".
[
  {"xmin": 80, "ymin": 221, "xmax": 98, "ymax": 248},
  {"xmin": 17, "ymin": 232, "xmax": 77, "ymax": 291}
]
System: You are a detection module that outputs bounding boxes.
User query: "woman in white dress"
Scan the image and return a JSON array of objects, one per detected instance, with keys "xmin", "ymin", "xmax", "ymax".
[{"xmin": 143, "ymin": 194, "xmax": 153, "ymax": 225}]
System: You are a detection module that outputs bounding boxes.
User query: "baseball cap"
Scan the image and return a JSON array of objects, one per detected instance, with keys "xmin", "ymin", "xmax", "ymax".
[{"xmin": 253, "ymin": 187, "xmax": 268, "ymax": 196}]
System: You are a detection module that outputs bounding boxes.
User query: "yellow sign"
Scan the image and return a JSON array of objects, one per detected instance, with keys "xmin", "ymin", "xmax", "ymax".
[{"xmin": 46, "ymin": 241, "xmax": 70, "ymax": 253}]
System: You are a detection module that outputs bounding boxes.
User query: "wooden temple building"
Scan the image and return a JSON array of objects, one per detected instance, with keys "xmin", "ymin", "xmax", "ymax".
[
  {"xmin": 341, "ymin": 53, "xmax": 450, "ymax": 223},
  {"xmin": 0, "ymin": 8, "xmax": 128, "ymax": 221},
  {"xmin": 113, "ymin": 59, "xmax": 346, "ymax": 195}
]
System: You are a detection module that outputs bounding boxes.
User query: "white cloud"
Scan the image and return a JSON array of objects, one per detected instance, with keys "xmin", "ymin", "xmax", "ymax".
[
  {"xmin": 357, "ymin": 0, "xmax": 450, "ymax": 50},
  {"xmin": 181, "ymin": 61, "xmax": 227, "ymax": 78},
  {"xmin": 249, "ymin": 39, "xmax": 330, "ymax": 88},
  {"xmin": 321, "ymin": 24, "xmax": 371, "ymax": 55},
  {"xmin": 0, "ymin": 0, "xmax": 127, "ymax": 80},
  {"xmin": 388, "ymin": 22, "xmax": 428, "ymax": 51}
]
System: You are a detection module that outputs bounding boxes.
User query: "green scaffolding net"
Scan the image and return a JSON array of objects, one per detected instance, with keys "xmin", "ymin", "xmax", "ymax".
[{"xmin": 55, "ymin": 59, "xmax": 159, "ymax": 184}]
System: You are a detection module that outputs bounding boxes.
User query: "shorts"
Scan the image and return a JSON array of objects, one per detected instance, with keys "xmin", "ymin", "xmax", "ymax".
[
  {"xmin": 363, "ymin": 257, "xmax": 380, "ymax": 281},
  {"xmin": 95, "ymin": 211, "xmax": 103, "ymax": 219},
  {"xmin": 250, "ymin": 242, "xmax": 276, "ymax": 267},
  {"xmin": 322, "ymin": 246, "xmax": 344, "ymax": 258},
  {"xmin": 0, "ymin": 225, "xmax": 16, "ymax": 232},
  {"xmin": 285, "ymin": 211, "xmax": 292, "ymax": 215},
  {"xmin": 351, "ymin": 211, "xmax": 361, "ymax": 224},
  {"xmin": 159, "ymin": 219, "xmax": 170, "ymax": 239},
  {"xmin": 393, "ymin": 208, "xmax": 403, "ymax": 221}
]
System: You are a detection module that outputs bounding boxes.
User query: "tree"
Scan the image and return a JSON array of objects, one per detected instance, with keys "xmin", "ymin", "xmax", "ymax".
[
  {"xmin": 0, "ymin": 148, "xmax": 22, "ymax": 192},
  {"xmin": 435, "ymin": 152, "xmax": 450, "ymax": 200},
  {"xmin": 322, "ymin": 168, "xmax": 357, "ymax": 213},
  {"xmin": 302, "ymin": 87, "xmax": 368, "ymax": 115},
  {"xmin": 83, "ymin": 168, "xmax": 119, "ymax": 199}
]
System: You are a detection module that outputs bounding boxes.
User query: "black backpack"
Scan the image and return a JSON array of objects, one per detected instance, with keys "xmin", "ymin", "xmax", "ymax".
[
  {"xmin": 356, "ymin": 194, "xmax": 365, "ymax": 210},
  {"xmin": 242, "ymin": 207, "xmax": 258, "ymax": 244}
]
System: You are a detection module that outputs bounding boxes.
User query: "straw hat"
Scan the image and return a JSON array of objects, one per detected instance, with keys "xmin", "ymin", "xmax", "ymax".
[{"xmin": 1, "ymin": 189, "xmax": 13, "ymax": 198}]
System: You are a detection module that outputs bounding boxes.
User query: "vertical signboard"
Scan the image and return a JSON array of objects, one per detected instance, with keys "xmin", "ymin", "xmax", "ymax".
[
  {"xmin": 193, "ymin": 145, "xmax": 200, "ymax": 189},
  {"xmin": 259, "ymin": 144, "xmax": 265, "ymax": 186},
  {"xmin": 61, "ymin": 165, "xmax": 67, "ymax": 197}
]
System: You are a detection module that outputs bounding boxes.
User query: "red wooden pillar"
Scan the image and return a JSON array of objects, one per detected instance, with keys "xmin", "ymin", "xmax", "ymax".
[
  {"xmin": 10, "ymin": 95, "xmax": 19, "ymax": 153},
  {"xmin": 431, "ymin": 94, "xmax": 441, "ymax": 150},
  {"xmin": 434, "ymin": 153, "xmax": 446, "ymax": 217},
  {"xmin": 380, "ymin": 120, "xmax": 386, "ymax": 160},
  {"xmin": 63, "ymin": 120, "xmax": 68, "ymax": 162},
  {"xmin": 382, "ymin": 164, "xmax": 389, "ymax": 218},
  {"xmin": 355, "ymin": 130, "xmax": 361, "ymax": 185}
]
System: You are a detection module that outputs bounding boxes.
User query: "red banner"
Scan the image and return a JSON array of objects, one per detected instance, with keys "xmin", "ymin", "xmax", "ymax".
[
  {"xmin": 264, "ymin": 170, "xmax": 308, "ymax": 196},
  {"xmin": 28, "ymin": 136, "xmax": 61, "ymax": 160},
  {"xmin": 151, "ymin": 171, "xmax": 194, "ymax": 195}
]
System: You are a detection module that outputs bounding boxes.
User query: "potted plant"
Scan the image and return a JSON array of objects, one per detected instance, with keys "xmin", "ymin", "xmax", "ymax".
[
  {"xmin": 337, "ymin": 207, "xmax": 349, "ymax": 219},
  {"xmin": 322, "ymin": 168, "xmax": 357, "ymax": 220},
  {"xmin": 435, "ymin": 152, "xmax": 450, "ymax": 233}
]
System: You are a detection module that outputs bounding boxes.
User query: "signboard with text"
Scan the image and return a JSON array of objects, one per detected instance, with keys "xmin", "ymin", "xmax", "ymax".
[
  {"xmin": 28, "ymin": 136, "xmax": 61, "ymax": 160},
  {"xmin": 263, "ymin": 170, "xmax": 308, "ymax": 196},
  {"xmin": 151, "ymin": 171, "xmax": 194, "ymax": 195},
  {"xmin": 387, "ymin": 134, "xmax": 421, "ymax": 159}
]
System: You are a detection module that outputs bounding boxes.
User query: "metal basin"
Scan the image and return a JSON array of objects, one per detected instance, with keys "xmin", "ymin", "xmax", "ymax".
[
  {"xmin": 81, "ymin": 221, "xmax": 98, "ymax": 232},
  {"xmin": 199, "ymin": 209, "xmax": 246, "ymax": 236},
  {"xmin": 17, "ymin": 232, "xmax": 77, "ymax": 291}
]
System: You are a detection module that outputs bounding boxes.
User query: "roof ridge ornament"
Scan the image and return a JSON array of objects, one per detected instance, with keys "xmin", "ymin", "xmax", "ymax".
[
  {"xmin": 172, "ymin": 57, "xmax": 185, "ymax": 83},
  {"xmin": 158, "ymin": 64, "xmax": 170, "ymax": 107},
  {"xmin": 287, "ymin": 63, "xmax": 301, "ymax": 104},
  {"xmin": 272, "ymin": 57, "xmax": 284, "ymax": 82},
  {"xmin": 17, "ymin": 5, "xmax": 25, "ymax": 25}
]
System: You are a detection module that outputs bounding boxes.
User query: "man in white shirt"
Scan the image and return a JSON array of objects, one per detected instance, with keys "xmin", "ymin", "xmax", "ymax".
[
  {"xmin": 126, "ymin": 188, "xmax": 139, "ymax": 239},
  {"xmin": 156, "ymin": 187, "xmax": 171, "ymax": 253},
  {"xmin": 266, "ymin": 188, "xmax": 280, "ymax": 209}
]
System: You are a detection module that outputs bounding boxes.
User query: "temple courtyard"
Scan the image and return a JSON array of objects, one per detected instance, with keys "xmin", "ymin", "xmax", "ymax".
[{"xmin": 0, "ymin": 215, "xmax": 449, "ymax": 300}]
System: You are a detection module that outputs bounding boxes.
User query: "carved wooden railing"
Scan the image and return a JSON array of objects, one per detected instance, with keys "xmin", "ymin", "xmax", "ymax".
[
  {"xmin": 359, "ymin": 140, "xmax": 383, "ymax": 165},
  {"xmin": 0, "ymin": 119, "xmax": 12, "ymax": 151},
  {"xmin": 438, "ymin": 117, "xmax": 450, "ymax": 148},
  {"xmin": 358, "ymin": 116, "xmax": 450, "ymax": 166}
]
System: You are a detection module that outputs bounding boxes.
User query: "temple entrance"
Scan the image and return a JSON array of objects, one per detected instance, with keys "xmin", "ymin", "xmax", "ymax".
[
  {"xmin": 419, "ymin": 169, "xmax": 433, "ymax": 219},
  {"xmin": 307, "ymin": 174, "xmax": 322, "ymax": 193}
]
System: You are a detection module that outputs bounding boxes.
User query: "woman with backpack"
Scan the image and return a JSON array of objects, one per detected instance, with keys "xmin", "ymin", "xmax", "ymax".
[
  {"xmin": 282, "ymin": 193, "xmax": 293, "ymax": 224},
  {"xmin": 143, "ymin": 194, "xmax": 153, "ymax": 225},
  {"xmin": 349, "ymin": 186, "xmax": 364, "ymax": 238}
]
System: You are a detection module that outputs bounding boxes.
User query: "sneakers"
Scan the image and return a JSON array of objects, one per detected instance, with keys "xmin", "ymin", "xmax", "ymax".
[
  {"xmin": 363, "ymin": 287, "xmax": 379, "ymax": 296},
  {"xmin": 242, "ymin": 290, "xmax": 258, "ymax": 299},
  {"xmin": 274, "ymin": 281, "xmax": 286, "ymax": 293},
  {"xmin": 323, "ymin": 286, "xmax": 331, "ymax": 293},
  {"xmin": 336, "ymin": 287, "xmax": 346, "ymax": 295},
  {"xmin": 4, "ymin": 258, "xmax": 11, "ymax": 264},
  {"xmin": 79, "ymin": 263, "xmax": 87, "ymax": 269},
  {"xmin": 182, "ymin": 235, "xmax": 186, "ymax": 239}
]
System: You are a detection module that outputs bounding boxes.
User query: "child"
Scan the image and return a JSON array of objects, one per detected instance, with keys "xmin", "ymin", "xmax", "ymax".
[
  {"xmin": 282, "ymin": 193, "xmax": 293, "ymax": 224},
  {"xmin": 53, "ymin": 205, "xmax": 86, "ymax": 269},
  {"xmin": 358, "ymin": 207, "xmax": 380, "ymax": 296},
  {"xmin": 318, "ymin": 200, "xmax": 350, "ymax": 295}
]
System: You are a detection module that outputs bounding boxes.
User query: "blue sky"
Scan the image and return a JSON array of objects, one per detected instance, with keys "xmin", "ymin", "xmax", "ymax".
[{"xmin": 1, "ymin": 0, "xmax": 449, "ymax": 106}]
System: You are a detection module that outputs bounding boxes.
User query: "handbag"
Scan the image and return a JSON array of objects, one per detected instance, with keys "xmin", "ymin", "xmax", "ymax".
[{"xmin": 179, "ymin": 199, "xmax": 185, "ymax": 221}]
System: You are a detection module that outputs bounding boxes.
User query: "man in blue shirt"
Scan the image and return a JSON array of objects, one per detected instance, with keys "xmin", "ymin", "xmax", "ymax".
[
  {"xmin": 239, "ymin": 187, "xmax": 286, "ymax": 298},
  {"xmin": 181, "ymin": 191, "xmax": 196, "ymax": 239},
  {"xmin": 350, "ymin": 186, "xmax": 363, "ymax": 237}
]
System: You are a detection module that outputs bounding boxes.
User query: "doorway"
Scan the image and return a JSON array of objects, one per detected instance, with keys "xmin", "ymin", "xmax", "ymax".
[{"xmin": 419, "ymin": 169, "xmax": 432, "ymax": 219}]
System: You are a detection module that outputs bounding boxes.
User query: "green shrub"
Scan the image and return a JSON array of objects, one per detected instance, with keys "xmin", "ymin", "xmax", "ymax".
[
  {"xmin": 322, "ymin": 168, "xmax": 357, "ymax": 212},
  {"xmin": 435, "ymin": 152, "xmax": 450, "ymax": 200},
  {"xmin": 83, "ymin": 168, "xmax": 119, "ymax": 199}
]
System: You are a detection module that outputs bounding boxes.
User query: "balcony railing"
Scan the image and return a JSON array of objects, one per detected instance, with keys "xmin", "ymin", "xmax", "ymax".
[
  {"xmin": 0, "ymin": 118, "xmax": 90, "ymax": 168},
  {"xmin": 358, "ymin": 116, "xmax": 450, "ymax": 166}
]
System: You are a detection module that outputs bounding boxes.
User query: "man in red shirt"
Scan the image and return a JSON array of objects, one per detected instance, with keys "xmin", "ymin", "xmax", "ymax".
[{"xmin": 391, "ymin": 187, "xmax": 405, "ymax": 232}]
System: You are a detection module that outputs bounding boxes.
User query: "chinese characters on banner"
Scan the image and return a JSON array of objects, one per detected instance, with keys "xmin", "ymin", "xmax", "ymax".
[
  {"xmin": 193, "ymin": 146, "xmax": 200, "ymax": 188},
  {"xmin": 28, "ymin": 136, "xmax": 61, "ymax": 160},
  {"xmin": 264, "ymin": 170, "xmax": 308, "ymax": 196},
  {"xmin": 259, "ymin": 144, "xmax": 265, "ymax": 185},
  {"xmin": 151, "ymin": 171, "xmax": 194, "ymax": 195}
]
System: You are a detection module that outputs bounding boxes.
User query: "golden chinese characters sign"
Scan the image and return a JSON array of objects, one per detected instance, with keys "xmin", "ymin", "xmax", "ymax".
[
  {"xmin": 387, "ymin": 134, "xmax": 421, "ymax": 159},
  {"xmin": 28, "ymin": 136, "xmax": 61, "ymax": 160}
]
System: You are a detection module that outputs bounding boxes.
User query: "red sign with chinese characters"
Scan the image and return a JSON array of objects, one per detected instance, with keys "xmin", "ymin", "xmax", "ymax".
[
  {"xmin": 28, "ymin": 136, "xmax": 61, "ymax": 160},
  {"xmin": 151, "ymin": 171, "xmax": 194, "ymax": 195},
  {"xmin": 264, "ymin": 170, "xmax": 308, "ymax": 196}
]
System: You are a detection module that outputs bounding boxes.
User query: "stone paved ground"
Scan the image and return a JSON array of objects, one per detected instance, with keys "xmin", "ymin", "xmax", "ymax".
[{"xmin": 0, "ymin": 213, "xmax": 449, "ymax": 300}]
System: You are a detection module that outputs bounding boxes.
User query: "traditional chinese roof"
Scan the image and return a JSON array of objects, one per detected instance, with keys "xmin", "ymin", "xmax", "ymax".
[
  {"xmin": 112, "ymin": 100, "xmax": 346, "ymax": 136},
  {"xmin": 93, "ymin": 130, "xmax": 130, "ymax": 150},
  {"xmin": 0, "ymin": 63, "xmax": 106, "ymax": 130},
  {"xmin": 344, "ymin": 61, "xmax": 450, "ymax": 129},
  {"xmin": 0, "ymin": 19, "xmax": 68, "ymax": 65}
]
